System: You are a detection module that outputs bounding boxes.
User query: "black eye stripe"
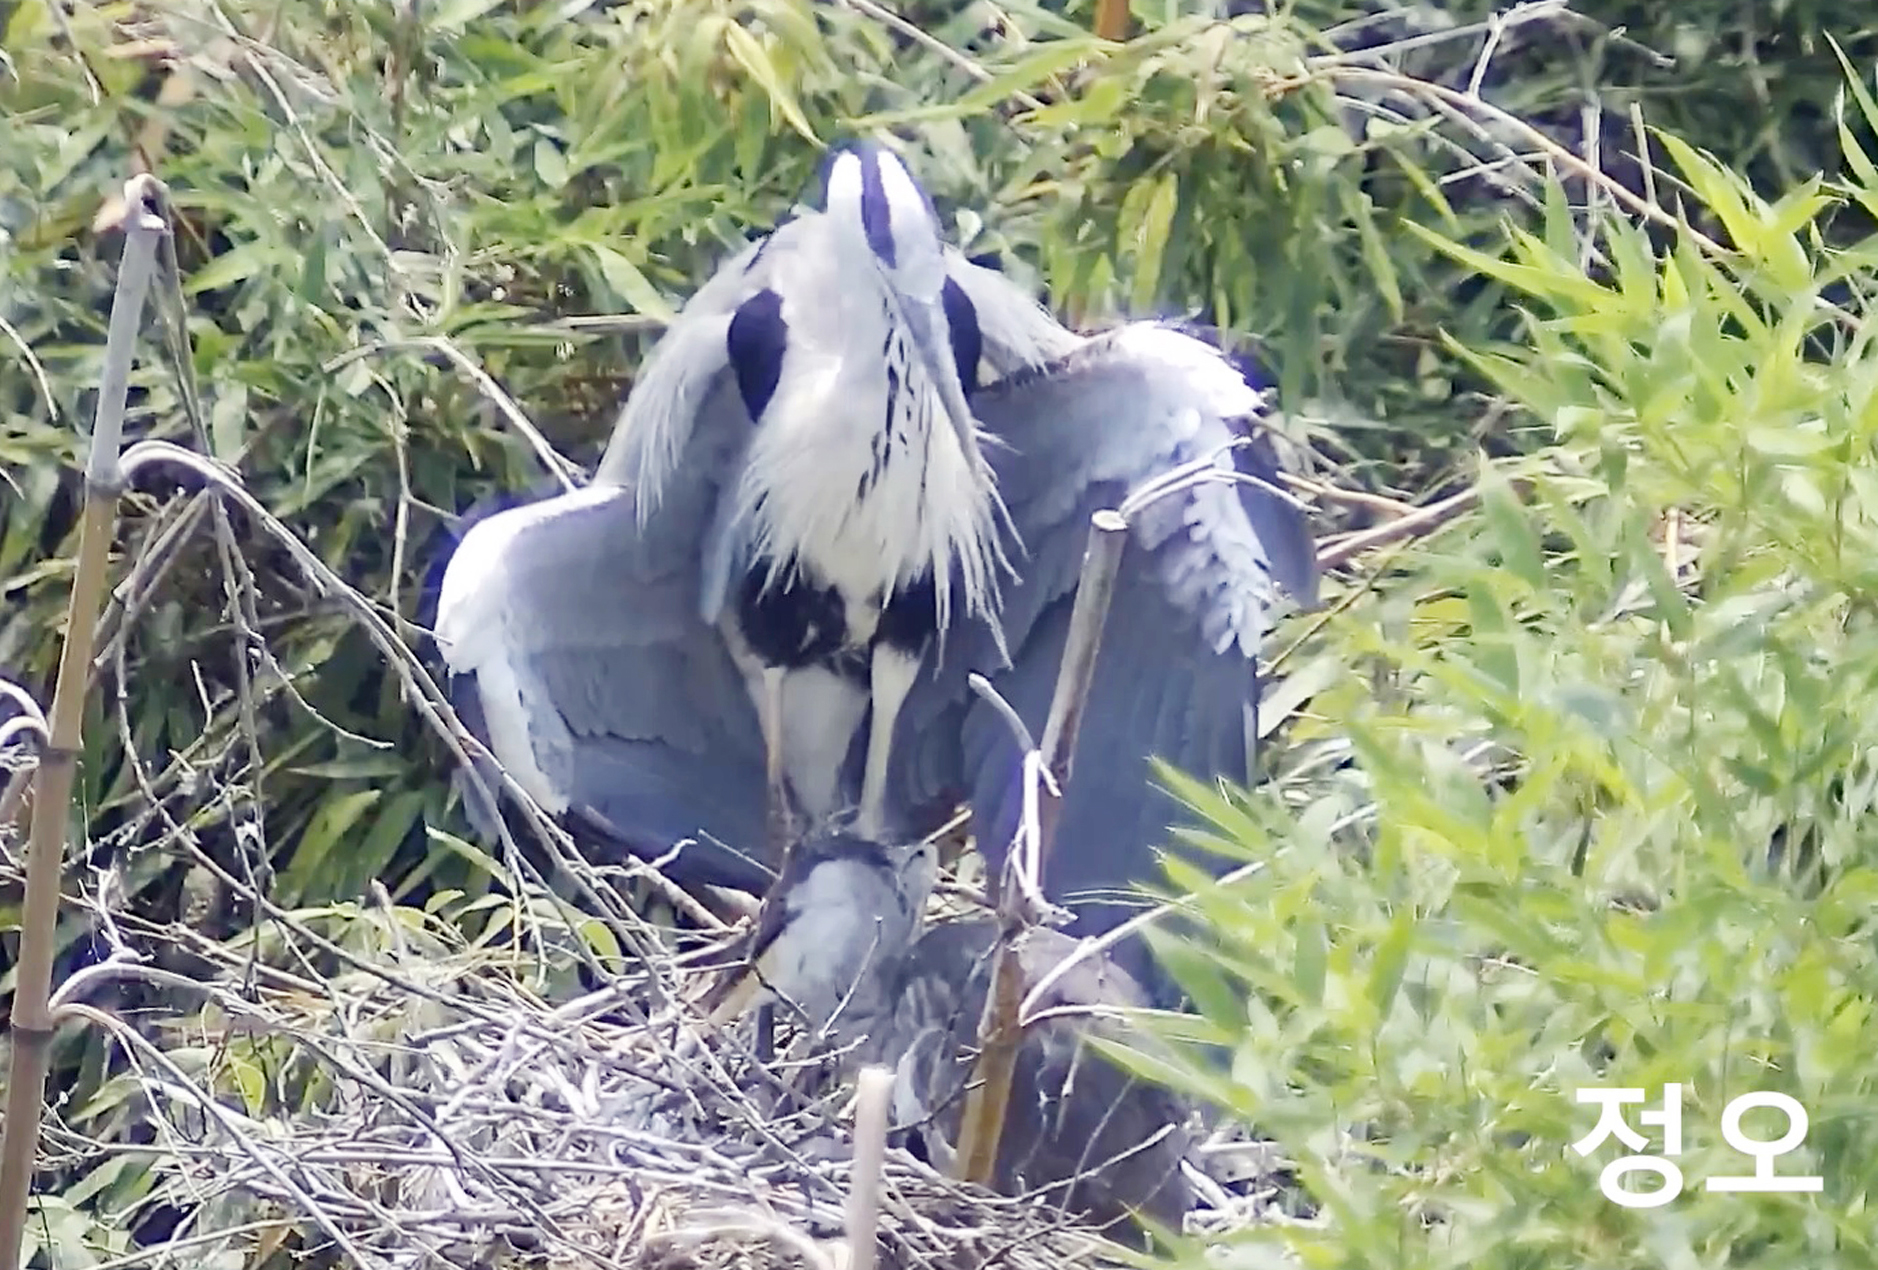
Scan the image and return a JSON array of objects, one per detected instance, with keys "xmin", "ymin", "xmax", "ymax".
[{"xmin": 858, "ymin": 151, "xmax": 896, "ymax": 268}]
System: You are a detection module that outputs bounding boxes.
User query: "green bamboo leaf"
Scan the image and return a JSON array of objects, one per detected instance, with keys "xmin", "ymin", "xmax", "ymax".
[
  {"xmin": 722, "ymin": 21, "xmax": 819, "ymax": 145},
  {"xmin": 431, "ymin": 0, "xmax": 507, "ymax": 32},
  {"xmin": 185, "ymin": 240, "xmax": 283, "ymax": 295},
  {"xmin": 1293, "ymin": 916, "xmax": 1327, "ymax": 1006},
  {"xmin": 281, "ymin": 790, "xmax": 382, "ymax": 900},
  {"xmin": 1655, "ymin": 131, "xmax": 1762, "ymax": 258},
  {"xmin": 1130, "ymin": 170, "xmax": 1178, "ymax": 311},
  {"xmin": 532, "ymin": 137, "xmax": 569, "ymax": 190},
  {"xmin": 226, "ymin": 1050, "xmax": 268, "ymax": 1118},
  {"xmin": 1368, "ymin": 908, "xmax": 1414, "ymax": 1019},
  {"xmin": 588, "ymin": 244, "xmax": 675, "ymax": 323},
  {"xmin": 948, "ymin": 40, "xmax": 1095, "ymax": 116},
  {"xmin": 1480, "ymin": 464, "xmax": 1547, "ymax": 594},
  {"xmin": 1405, "ymin": 221, "xmax": 1614, "ymax": 309}
]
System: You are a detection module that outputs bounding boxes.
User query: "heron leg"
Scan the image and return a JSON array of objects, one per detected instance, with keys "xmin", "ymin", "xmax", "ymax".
[
  {"xmin": 760, "ymin": 665, "xmax": 799, "ymax": 853},
  {"xmin": 855, "ymin": 642, "xmax": 921, "ymax": 839}
]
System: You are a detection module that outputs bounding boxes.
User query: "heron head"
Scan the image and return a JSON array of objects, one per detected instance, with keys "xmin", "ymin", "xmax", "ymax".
[
  {"xmin": 820, "ymin": 140, "xmax": 947, "ymax": 294},
  {"xmin": 704, "ymin": 831, "xmax": 938, "ymax": 1039},
  {"xmin": 820, "ymin": 141, "xmax": 983, "ymax": 457}
]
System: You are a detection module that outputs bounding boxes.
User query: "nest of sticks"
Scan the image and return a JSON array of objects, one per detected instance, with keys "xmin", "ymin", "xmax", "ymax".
[{"xmin": 35, "ymin": 856, "xmax": 1271, "ymax": 1270}]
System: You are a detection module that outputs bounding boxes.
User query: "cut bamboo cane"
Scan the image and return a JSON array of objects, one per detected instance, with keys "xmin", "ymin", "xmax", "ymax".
[{"xmin": 0, "ymin": 175, "xmax": 169, "ymax": 1270}]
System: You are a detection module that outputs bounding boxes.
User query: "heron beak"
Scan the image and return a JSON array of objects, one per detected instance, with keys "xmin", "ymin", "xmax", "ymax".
[{"xmin": 898, "ymin": 293, "xmax": 983, "ymax": 465}]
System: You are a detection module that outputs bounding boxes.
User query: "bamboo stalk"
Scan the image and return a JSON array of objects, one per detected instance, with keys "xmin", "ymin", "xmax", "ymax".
[
  {"xmin": 845, "ymin": 1065, "xmax": 894, "ymax": 1270},
  {"xmin": 954, "ymin": 509, "xmax": 1129, "ymax": 1188},
  {"xmin": 0, "ymin": 175, "xmax": 168, "ymax": 1270},
  {"xmin": 1094, "ymin": 0, "xmax": 1130, "ymax": 41}
]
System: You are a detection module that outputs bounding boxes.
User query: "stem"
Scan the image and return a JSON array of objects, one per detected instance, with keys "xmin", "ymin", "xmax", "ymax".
[
  {"xmin": 1034, "ymin": 509, "xmax": 1128, "ymax": 873},
  {"xmin": 845, "ymin": 1065, "xmax": 893, "ymax": 1270},
  {"xmin": 0, "ymin": 175, "xmax": 167, "ymax": 1270},
  {"xmin": 955, "ymin": 508, "xmax": 1130, "ymax": 1189},
  {"xmin": 1094, "ymin": 0, "xmax": 1129, "ymax": 41}
]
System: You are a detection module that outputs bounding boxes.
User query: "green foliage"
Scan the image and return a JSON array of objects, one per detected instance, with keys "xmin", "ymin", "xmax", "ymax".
[
  {"xmin": 1146, "ymin": 61, "xmax": 1878, "ymax": 1270},
  {"xmin": 5, "ymin": 0, "xmax": 1878, "ymax": 1263}
]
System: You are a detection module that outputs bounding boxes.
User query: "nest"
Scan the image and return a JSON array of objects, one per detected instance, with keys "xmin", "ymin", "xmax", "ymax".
[{"xmin": 40, "ymin": 866, "xmax": 1277, "ymax": 1270}]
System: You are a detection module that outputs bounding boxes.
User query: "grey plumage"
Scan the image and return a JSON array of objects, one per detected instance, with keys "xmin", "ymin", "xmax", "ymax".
[
  {"xmin": 434, "ymin": 159, "xmax": 1073, "ymax": 892},
  {"xmin": 887, "ymin": 324, "xmax": 1319, "ymax": 1000},
  {"xmin": 435, "ymin": 472, "xmax": 775, "ymax": 893},
  {"xmin": 700, "ymin": 833, "xmax": 1195, "ymax": 1246},
  {"xmin": 435, "ymin": 148, "xmax": 1317, "ymax": 984},
  {"xmin": 879, "ymin": 919, "xmax": 1197, "ymax": 1246},
  {"xmin": 699, "ymin": 830, "xmax": 935, "ymax": 1031}
]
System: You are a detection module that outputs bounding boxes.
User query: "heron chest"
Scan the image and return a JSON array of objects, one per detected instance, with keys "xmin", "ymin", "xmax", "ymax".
[{"xmin": 734, "ymin": 559, "xmax": 938, "ymax": 675}]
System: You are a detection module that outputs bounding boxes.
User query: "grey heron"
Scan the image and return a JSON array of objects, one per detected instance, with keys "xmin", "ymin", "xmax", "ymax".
[
  {"xmin": 434, "ymin": 142, "xmax": 1075, "ymax": 892},
  {"xmin": 700, "ymin": 830, "xmax": 1197, "ymax": 1246},
  {"xmin": 434, "ymin": 145, "xmax": 1318, "ymax": 988},
  {"xmin": 698, "ymin": 830, "xmax": 936, "ymax": 1031},
  {"xmin": 594, "ymin": 141, "xmax": 1075, "ymax": 849}
]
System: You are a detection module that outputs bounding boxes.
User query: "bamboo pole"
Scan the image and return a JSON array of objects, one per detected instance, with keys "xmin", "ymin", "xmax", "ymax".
[
  {"xmin": 0, "ymin": 175, "xmax": 169, "ymax": 1270},
  {"xmin": 953, "ymin": 510, "xmax": 1129, "ymax": 1187}
]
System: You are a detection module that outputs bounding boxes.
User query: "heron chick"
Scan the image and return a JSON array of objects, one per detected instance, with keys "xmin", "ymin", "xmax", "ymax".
[
  {"xmin": 702, "ymin": 831, "xmax": 1197, "ymax": 1246},
  {"xmin": 699, "ymin": 830, "xmax": 937, "ymax": 1036}
]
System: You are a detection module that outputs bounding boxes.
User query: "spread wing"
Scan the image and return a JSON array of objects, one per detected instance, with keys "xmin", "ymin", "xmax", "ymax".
[
  {"xmin": 434, "ymin": 369, "xmax": 775, "ymax": 895},
  {"xmin": 890, "ymin": 325, "xmax": 1319, "ymax": 994}
]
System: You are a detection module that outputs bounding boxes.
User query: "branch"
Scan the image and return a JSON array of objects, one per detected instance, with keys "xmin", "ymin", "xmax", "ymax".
[
  {"xmin": 0, "ymin": 681, "xmax": 49, "ymax": 829},
  {"xmin": 0, "ymin": 173, "xmax": 167, "ymax": 1270},
  {"xmin": 1314, "ymin": 484, "xmax": 1480, "ymax": 570}
]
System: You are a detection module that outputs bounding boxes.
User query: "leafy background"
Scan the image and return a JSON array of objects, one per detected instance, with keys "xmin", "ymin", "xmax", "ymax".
[{"xmin": 4, "ymin": 0, "xmax": 1878, "ymax": 1265}]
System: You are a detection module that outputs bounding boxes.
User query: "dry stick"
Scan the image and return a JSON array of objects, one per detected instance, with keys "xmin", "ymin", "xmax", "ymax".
[
  {"xmin": 953, "ymin": 509, "xmax": 1129, "ymax": 1188},
  {"xmin": 845, "ymin": 1065, "xmax": 894, "ymax": 1270},
  {"xmin": 0, "ymin": 173, "xmax": 166, "ymax": 1270},
  {"xmin": 0, "ymin": 681, "xmax": 50, "ymax": 829},
  {"xmin": 1314, "ymin": 484, "xmax": 1480, "ymax": 571}
]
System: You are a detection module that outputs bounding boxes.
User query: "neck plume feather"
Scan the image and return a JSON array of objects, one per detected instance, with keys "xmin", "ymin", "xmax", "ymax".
[{"xmin": 732, "ymin": 338, "xmax": 1007, "ymax": 640}]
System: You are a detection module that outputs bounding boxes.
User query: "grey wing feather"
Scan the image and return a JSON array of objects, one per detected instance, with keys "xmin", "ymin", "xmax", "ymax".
[
  {"xmin": 878, "ymin": 920, "xmax": 1195, "ymax": 1242},
  {"xmin": 435, "ymin": 373, "xmax": 773, "ymax": 894},
  {"xmin": 589, "ymin": 225, "xmax": 783, "ymax": 497},
  {"xmin": 889, "ymin": 325, "xmax": 1318, "ymax": 996},
  {"xmin": 1233, "ymin": 428, "xmax": 1322, "ymax": 608}
]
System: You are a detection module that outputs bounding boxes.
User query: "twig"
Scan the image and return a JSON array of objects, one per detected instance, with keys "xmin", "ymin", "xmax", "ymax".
[
  {"xmin": 0, "ymin": 314, "xmax": 57, "ymax": 428},
  {"xmin": 1033, "ymin": 509, "xmax": 1129, "ymax": 863},
  {"xmin": 846, "ymin": 1066, "xmax": 894, "ymax": 1270},
  {"xmin": 645, "ymin": 1213, "xmax": 836, "ymax": 1270},
  {"xmin": 325, "ymin": 335, "xmax": 582, "ymax": 493},
  {"xmin": 1312, "ymin": 66, "xmax": 1729, "ymax": 259},
  {"xmin": 1314, "ymin": 484, "xmax": 1479, "ymax": 569},
  {"xmin": 0, "ymin": 682, "xmax": 49, "ymax": 831},
  {"xmin": 1278, "ymin": 471, "xmax": 1419, "ymax": 518},
  {"xmin": 841, "ymin": 0, "xmax": 1047, "ymax": 113},
  {"xmin": 0, "ymin": 174, "xmax": 166, "ymax": 1270},
  {"xmin": 1016, "ymin": 802, "xmax": 1373, "ymax": 1018}
]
